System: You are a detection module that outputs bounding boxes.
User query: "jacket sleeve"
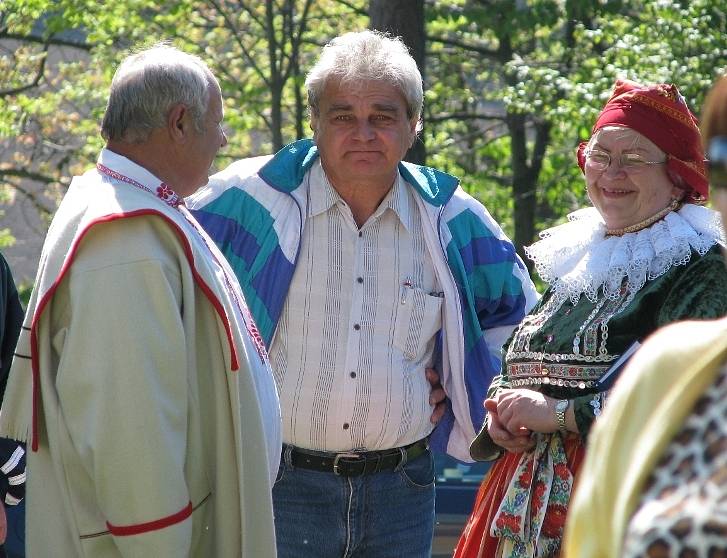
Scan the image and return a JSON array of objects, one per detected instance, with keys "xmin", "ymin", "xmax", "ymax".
[
  {"xmin": 657, "ymin": 247, "xmax": 727, "ymax": 324},
  {"xmin": 53, "ymin": 220, "xmax": 193, "ymax": 556},
  {"xmin": 0, "ymin": 252, "xmax": 23, "ymax": 404},
  {"xmin": 0, "ymin": 438, "xmax": 24, "ymax": 505}
]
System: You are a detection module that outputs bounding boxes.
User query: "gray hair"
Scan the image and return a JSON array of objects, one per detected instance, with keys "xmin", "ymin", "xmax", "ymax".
[
  {"xmin": 101, "ymin": 43, "xmax": 217, "ymax": 143},
  {"xmin": 588, "ymin": 126, "xmax": 653, "ymax": 152},
  {"xmin": 305, "ymin": 30, "xmax": 423, "ymax": 130}
]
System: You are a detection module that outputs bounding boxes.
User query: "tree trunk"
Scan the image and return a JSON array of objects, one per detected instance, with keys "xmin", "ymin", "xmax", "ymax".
[
  {"xmin": 293, "ymin": 55, "xmax": 306, "ymax": 140},
  {"xmin": 369, "ymin": 0, "xmax": 426, "ymax": 164},
  {"xmin": 507, "ymin": 112, "xmax": 537, "ymax": 267},
  {"xmin": 265, "ymin": 1, "xmax": 284, "ymax": 150}
]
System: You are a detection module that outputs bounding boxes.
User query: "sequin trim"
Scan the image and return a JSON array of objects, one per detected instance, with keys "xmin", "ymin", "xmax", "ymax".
[{"xmin": 507, "ymin": 362, "xmax": 608, "ymax": 389}]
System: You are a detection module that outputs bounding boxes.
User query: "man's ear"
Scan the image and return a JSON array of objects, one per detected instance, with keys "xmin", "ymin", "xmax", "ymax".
[
  {"xmin": 168, "ymin": 103, "xmax": 189, "ymax": 143},
  {"xmin": 309, "ymin": 114, "xmax": 318, "ymax": 136},
  {"xmin": 408, "ymin": 118, "xmax": 419, "ymax": 148}
]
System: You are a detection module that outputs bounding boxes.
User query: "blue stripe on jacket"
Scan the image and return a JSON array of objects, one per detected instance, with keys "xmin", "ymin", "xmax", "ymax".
[
  {"xmin": 191, "ymin": 189, "xmax": 295, "ymax": 346},
  {"xmin": 192, "ymin": 139, "xmax": 535, "ymax": 460}
]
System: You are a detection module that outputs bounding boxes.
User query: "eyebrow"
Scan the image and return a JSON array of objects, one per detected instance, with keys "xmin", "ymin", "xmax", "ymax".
[
  {"xmin": 371, "ymin": 103, "xmax": 400, "ymax": 114},
  {"xmin": 327, "ymin": 102, "xmax": 353, "ymax": 113},
  {"xmin": 325, "ymin": 102, "xmax": 401, "ymax": 114},
  {"xmin": 591, "ymin": 143, "xmax": 651, "ymax": 154}
]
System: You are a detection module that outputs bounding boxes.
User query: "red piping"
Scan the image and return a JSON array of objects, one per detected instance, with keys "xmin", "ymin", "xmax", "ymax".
[
  {"xmin": 29, "ymin": 210, "xmax": 239, "ymax": 451},
  {"xmin": 107, "ymin": 501, "xmax": 193, "ymax": 536}
]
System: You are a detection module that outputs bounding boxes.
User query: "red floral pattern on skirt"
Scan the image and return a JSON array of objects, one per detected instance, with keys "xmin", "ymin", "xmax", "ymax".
[{"xmin": 453, "ymin": 436, "xmax": 585, "ymax": 558}]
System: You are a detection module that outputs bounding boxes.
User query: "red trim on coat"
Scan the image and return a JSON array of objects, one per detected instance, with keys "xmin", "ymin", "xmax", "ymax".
[
  {"xmin": 106, "ymin": 501, "xmax": 193, "ymax": 536},
  {"xmin": 29, "ymin": 209, "xmax": 240, "ymax": 451}
]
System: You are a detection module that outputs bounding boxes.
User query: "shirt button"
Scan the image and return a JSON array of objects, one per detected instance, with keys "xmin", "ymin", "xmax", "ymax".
[
  {"xmin": 357, "ymin": 277, "xmax": 364, "ymax": 284},
  {"xmin": 350, "ymin": 371, "xmax": 357, "ymax": 378},
  {"xmin": 353, "ymin": 324, "xmax": 361, "ymax": 331},
  {"xmin": 358, "ymin": 231, "xmax": 363, "ymax": 238},
  {"xmin": 343, "ymin": 423, "xmax": 350, "ymax": 430}
]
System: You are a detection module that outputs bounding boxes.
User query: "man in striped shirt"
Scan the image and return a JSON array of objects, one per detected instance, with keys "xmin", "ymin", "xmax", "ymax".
[{"xmin": 189, "ymin": 30, "xmax": 537, "ymax": 558}]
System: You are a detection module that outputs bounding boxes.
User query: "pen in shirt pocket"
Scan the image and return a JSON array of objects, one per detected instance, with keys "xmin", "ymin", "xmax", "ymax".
[
  {"xmin": 428, "ymin": 291, "xmax": 444, "ymax": 298},
  {"xmin": 400, "ymin": 278, "xmax": 412, "ymax": 304}
]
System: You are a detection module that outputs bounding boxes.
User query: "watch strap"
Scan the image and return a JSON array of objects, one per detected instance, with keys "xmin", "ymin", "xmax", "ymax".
[{"xmin": 556, "ymin": 399, "xmax": 569, "ymax": 433}]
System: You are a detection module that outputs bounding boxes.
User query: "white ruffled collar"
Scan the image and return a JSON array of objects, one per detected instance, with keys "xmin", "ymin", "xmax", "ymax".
[{"xmin": 526, "ymin": 205, "xmax": 725, "ymax": 305}]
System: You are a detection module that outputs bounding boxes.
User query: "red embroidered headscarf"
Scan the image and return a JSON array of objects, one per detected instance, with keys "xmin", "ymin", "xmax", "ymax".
[{"xmin": 576, "ymin": 79, "xmax": 708, "ymax": 203}]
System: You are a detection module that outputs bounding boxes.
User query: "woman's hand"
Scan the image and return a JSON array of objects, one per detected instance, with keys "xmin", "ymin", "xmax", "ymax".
[
  {"xmin": 485, "ymin": 398, "xmax": 536, "ymax": 453},
  {"xmin": 494, "ymin": 389, "xmax": 560, "ymax": 435}
]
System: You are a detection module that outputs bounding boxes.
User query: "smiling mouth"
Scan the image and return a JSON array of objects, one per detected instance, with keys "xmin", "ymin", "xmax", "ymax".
[{"xmin": 601, "ymin": 187, "xmax": 633, "ymax": 195}]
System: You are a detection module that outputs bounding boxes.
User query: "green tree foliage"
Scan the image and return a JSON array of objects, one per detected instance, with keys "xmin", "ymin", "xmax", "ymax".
[
  {"xmin": 424, "ymin": 0, "xmax": 727, "ymax": 259},
  {"xmin": 1, "ymin": 0, "xmax": 725, "ymax": 258},
  {"xmin": 0, "ymin": 1, "xmax": 366, "ymax": 201}
]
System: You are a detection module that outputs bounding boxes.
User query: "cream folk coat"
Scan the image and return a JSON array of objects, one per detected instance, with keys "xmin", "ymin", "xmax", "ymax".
[{"xmin": 0, "ymin": 152, "xmax": 280, "ymax": 557}]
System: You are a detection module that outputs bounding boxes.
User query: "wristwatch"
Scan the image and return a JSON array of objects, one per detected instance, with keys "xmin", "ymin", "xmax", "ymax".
[{"xmin": 555, "ymin": 399, "xmax": 570, "ymax": 434}]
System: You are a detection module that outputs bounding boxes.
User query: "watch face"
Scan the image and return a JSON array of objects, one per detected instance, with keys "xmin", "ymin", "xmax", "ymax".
[{"xmin": 556, "ymin": 399, "xmax": 569, "ymax": 412}]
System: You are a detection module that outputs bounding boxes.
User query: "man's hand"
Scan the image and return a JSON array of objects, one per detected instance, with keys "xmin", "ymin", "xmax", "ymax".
[
  {"xmin": 485, "ymin": 397, "xmax": 535, "ymax": 453},
  {"xmin": 426, "ymin": 368, "xmax": 447, "ymax": 424}
]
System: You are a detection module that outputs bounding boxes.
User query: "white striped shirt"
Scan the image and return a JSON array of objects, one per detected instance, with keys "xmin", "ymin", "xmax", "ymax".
[{"xmin": 270, "ymin": 161, "xmax": 443, "ymax": 452}]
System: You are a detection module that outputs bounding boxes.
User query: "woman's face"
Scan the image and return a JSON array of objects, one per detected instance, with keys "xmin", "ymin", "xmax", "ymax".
[{"xmin": 585, "ymin": 127, "xmax": 682, "ymax": 230}]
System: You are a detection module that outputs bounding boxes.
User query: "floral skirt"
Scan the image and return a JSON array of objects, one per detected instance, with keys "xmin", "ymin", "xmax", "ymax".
[{"xmin": 453, "ymin": 434, "xmax": 585, "ymax": 558}]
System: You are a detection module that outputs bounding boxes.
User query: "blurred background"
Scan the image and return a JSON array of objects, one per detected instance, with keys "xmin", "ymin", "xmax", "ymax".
[{"xmin": 2, "ymin": 0, "xmax": 726, "ymax": 296}]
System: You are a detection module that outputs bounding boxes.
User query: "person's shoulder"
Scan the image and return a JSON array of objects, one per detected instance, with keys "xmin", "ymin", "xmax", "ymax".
[
  {"xmin": 72, "ymin": 213, "xmax": 188, "ymax": 275},
  {"xmin": 688, "ymin": 244, "xmax": 727, "ymax": 284},
  {"xmin": 0, "ymin": 251, "xmax": 11, "ymax": 280},
  {"xmin": 213, "ymin": 155, "xmax": 273, "ymax": 183},
  {"xmin": 440, "ymin": 187, "xmax": 512, "ymax": 240},
  {"xmin": 440, "ymin": 182, "xmax": 492, "ymax": 216},
  {"xmin": 187, "ymin": 154, "xmax": 274, "ymax": 209},
  {"xmin": 664, "ymin": 242, "xmax": 727, "ymax": 316},
  {"xmin": 693, "ymin": 242, "xmax": 727, "ymax": 265}
]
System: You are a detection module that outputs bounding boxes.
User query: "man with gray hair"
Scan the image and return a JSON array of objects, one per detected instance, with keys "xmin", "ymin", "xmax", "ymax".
[
  {"xmin": 189, "ymin": 30, "xmax": 537, "ymax": 557},
  {"xmin": 0, "ymin": 44, "xmax": 280, "ymax": 556}
]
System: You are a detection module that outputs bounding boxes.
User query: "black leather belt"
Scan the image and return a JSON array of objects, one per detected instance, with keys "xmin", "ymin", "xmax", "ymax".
[{"xmin": 284, "ymin": 439, "xmax": 429, "ymax": 477}]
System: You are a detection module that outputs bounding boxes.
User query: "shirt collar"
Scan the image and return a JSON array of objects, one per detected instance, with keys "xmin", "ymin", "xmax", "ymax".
[
  {"xmin": 97, "ymin": 148, "xmax": 184, "ymax": 208},
  {"xmin": 308, "ymin": 160, "xmax": 342, "ymax": 217},
  {"xmin": 307, "ymin": 160, "xmax": 414, "ymax": 232},
  {"xmin": 98, "ymin": 148, "xmax": 164, "ymax": 189}
]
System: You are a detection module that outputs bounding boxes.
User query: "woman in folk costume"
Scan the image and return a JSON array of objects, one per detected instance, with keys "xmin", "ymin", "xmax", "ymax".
[
  {"xmin": 563, "ymin": 74, "xmax": 727, "ymax": 558},
  {"xmin": 453, "ymin": 78, "xmax": 727, "ymax": 558}
]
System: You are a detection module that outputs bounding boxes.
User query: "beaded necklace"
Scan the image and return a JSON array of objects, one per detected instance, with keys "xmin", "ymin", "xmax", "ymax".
[
  {"xmin": 96, "ymin": 163, "xmax": 183, "ymax": 208},
  {"xmin": 605, "ymin": 198, "xmax": 682, "ymax": 237}
]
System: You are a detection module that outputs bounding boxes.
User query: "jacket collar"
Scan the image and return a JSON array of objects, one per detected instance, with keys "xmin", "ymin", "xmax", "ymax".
[{"xmin": 258, "ymin": 139, "xmax": 459, "ymax": 207}]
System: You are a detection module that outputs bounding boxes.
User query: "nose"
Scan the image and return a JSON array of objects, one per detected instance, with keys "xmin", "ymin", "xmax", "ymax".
[
  {"xmin": 220, "ymin": 129, "xmax": 228, "ymax": 148},
  {"xmin": 603, "ymin": 158, "xmax": 626, "ymax": 178},
  {"xmin": 353, "ymin": 121, "xmax": 375, "ymax": 141}
]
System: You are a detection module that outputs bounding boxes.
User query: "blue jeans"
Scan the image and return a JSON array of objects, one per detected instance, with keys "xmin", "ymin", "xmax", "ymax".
[{"xmin": 273, "ymin": 447, "xmax": 435, "ymax": 558}]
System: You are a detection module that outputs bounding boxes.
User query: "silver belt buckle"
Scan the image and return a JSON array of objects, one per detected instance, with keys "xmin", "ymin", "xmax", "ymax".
[{"xmin": 333, "ymin": 452, "xmax": 360, "ymax": 476}]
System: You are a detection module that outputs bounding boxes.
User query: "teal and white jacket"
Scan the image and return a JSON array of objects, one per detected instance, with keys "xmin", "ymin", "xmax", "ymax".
[{"xmin": 188, "ymin": 140, "xmax": 538, "ymax": 461}]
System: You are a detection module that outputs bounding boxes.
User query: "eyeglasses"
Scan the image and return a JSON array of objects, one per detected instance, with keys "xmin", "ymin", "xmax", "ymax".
[
  {"xmin": 584, "ymin": 148, "xmax": 666, "ymax": 173},
  {"xmin": 708, "ymin": 136, "xmax": 727, "ymax": 191}
]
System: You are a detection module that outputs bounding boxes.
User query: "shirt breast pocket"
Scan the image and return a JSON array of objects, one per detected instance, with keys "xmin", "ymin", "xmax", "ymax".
[{"xmin": 393, "ymin": 286, "xmax": 443, "ymax": 361}]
